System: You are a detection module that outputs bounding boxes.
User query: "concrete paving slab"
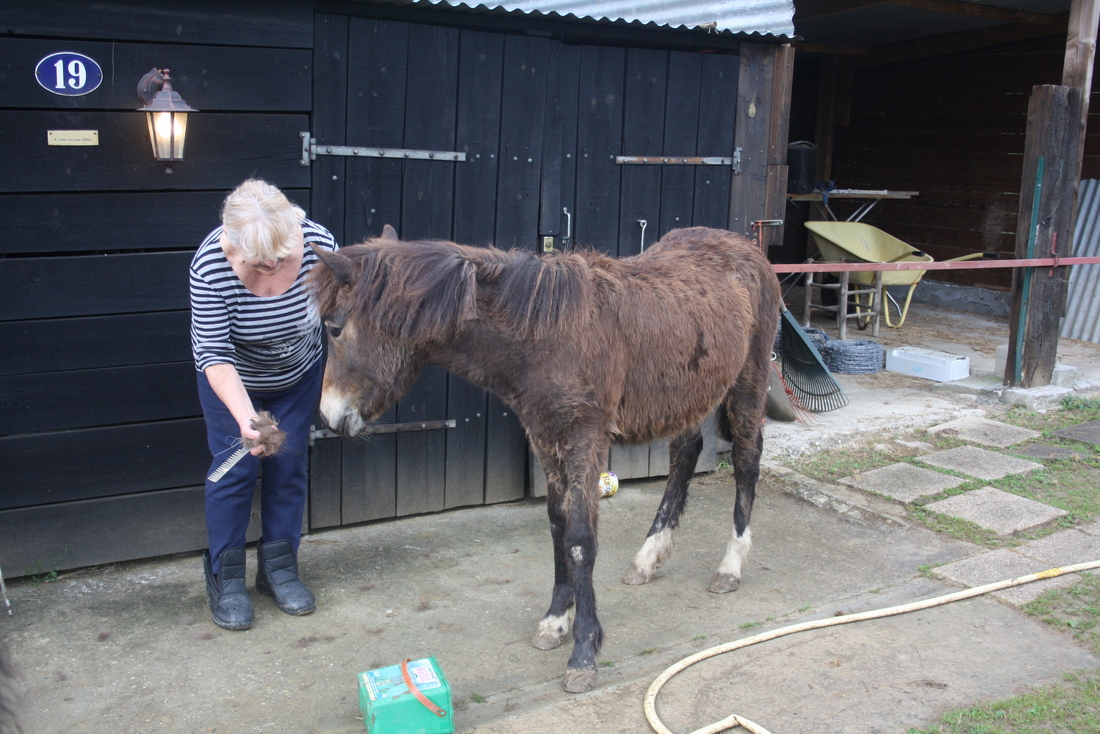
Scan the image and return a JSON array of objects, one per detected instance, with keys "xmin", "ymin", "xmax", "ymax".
[
  {"xmin": 1078, "ymin": 520, "xmax": 1100, "ymax": 536},
  {"xmin": 927, "ymin": 415, "xmax": 1040, "ymax": 448},
  {"xmin": 1012, "ymin": 443, "xmax": 1088, "ymax": 461},
  {"xmin": 1018, "ymin": 529, "xmax": 1100, "ymax": 568},
  {"xmin": 925, "ymin": 486, "xmax": 1068, "ymax": 535},
  {"xmin": 1054, "ymin": 419, "xmax": 1100, "ymax": 446},
  {"xmin": 934, "ymin": 548, "xmax": 1079, "ymax": 606},
  {"xmin": 915, "ymin": 445, "xmax": 1043, "ymax": 481},
  {"xmin": 838, "ymin": 462, "xmax": 964, "ymax": 503}
]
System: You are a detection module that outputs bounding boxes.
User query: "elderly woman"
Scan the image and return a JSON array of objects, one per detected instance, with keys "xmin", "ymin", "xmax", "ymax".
[{"xmin": 190, "ymin": 179, "xmax": 338, "ymax": 630}]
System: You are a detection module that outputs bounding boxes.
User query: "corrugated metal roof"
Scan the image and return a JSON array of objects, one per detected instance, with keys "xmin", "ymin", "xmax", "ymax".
[
  {"xmin": 1062, "ymin": 179, "xmax": 1100, "ymax": 343},
  {"xmin": 404, "ymin": 0, "xmax": 796, "ymax": 39}
]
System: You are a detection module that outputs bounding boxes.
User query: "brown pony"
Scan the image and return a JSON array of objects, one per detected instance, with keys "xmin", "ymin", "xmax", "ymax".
[{"xmin": 309, "ymin": 226, "xmax": 781, "ymax": 693}]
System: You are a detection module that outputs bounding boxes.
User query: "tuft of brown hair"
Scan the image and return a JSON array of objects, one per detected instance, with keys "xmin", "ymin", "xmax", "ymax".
[{"xmin": 243, "ymin": 411, "xmax": 286, "ymax": 456}]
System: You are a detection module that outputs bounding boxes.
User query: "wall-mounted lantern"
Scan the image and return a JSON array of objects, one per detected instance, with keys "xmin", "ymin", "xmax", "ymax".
[{"xmin": 137, "ymin": 68, "xmax": 196, "ymax": 172}]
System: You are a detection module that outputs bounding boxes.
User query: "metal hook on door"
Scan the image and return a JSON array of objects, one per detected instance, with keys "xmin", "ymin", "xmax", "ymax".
[
  {"xmin": 638, "ymin": 219, "xmax": 648, "ymax": 251},
  {"xmin": 562, "ymin": 207, "xmax": 572, "ymax": 248}
]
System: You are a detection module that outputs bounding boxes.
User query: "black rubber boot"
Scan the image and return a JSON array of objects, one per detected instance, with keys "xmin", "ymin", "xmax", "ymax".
[
  {"xmin": 203, "ymin": 547, "xmax": 253, "ymax": 630},
  {"xmin": 256, "ymin": 539, "xmax": 316, "ymax": 615}
]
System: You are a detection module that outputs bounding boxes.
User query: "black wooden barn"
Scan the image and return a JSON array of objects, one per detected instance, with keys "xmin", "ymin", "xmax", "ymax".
[{"xmin": 0, "ymin": 1, "xmax": 796, "ymax": 576}]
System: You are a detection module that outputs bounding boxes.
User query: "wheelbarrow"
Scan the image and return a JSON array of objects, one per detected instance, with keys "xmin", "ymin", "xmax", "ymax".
[{"xmin": 804, "ymin": 221, "xmax": 983, "ymax": 328}]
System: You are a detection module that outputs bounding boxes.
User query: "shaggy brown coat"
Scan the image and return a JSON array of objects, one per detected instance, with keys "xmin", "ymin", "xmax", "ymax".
[{"xmin": 309, "ymin": 226, "xmax": 781, "ymax": 693}]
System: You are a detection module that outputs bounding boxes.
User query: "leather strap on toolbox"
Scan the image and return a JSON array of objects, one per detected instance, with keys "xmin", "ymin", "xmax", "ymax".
[{"xmin": 401, "ymin": 659, "xmax": 448, "ymax": 718}]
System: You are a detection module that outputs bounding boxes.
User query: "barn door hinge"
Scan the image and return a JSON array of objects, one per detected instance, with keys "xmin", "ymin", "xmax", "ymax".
[
  {"xmin": 615, "ymin": 155, "xmax": 733, "ymax": 166},
  {"xmin": 310, "ymin": 419, "xmax": 457, "ymax": 445},
  {"xmin": 300, "ymin": 133, "xmax": 467, "ymax": 166}
]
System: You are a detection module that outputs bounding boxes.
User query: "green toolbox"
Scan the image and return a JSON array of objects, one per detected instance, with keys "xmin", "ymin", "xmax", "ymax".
[{"xmin": 357, "ymin": 656, "xmax": 454, "ymax": 734}]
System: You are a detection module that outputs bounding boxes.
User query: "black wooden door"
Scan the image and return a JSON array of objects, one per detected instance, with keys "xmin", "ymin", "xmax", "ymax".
[{"xmin": 308, "ymin": 14, "xmax": 740, "ymax": 520}]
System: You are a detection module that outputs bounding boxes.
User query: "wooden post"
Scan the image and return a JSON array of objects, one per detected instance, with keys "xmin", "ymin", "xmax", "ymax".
[
  {"xmin": 763, "ymin": 44, "xmax": 795, "ymax": 250},
  {"xmin": 1005, "ymin": 0, "xmax": 1097, "ymax": 387},
  {"xmin": 1004, "ymin": 85, "xmax": 1082, "ymax": 387},
  {"xmin": 729, "ymin": 42, "xmax": 795, "ymax": 249}
]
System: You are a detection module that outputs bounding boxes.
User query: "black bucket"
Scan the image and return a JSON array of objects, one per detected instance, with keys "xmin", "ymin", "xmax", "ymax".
[{"xmin": 787, "ymin": 141, "xmax": 816, "ymax": 195}]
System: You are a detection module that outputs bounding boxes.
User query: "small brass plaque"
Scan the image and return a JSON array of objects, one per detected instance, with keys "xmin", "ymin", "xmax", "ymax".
[{"xmin": 47, "ymin": 130, "xmax": 99, "ymax": 146}]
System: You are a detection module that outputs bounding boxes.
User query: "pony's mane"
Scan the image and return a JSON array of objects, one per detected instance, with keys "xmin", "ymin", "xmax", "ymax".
[{"xmin": 311, "ymin": 237, "xmax": 596, "ymax": 343}]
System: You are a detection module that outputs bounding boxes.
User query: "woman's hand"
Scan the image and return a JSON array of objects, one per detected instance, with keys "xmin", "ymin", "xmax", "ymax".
[{"xmin": 239, "ymin": 416, "xmax": 264, "ymax": 455}]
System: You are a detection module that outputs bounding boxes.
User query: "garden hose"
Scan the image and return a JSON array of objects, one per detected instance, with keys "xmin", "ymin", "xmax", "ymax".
[{"xmin": 645, "ymin": 559, "xmax": 1100, "ymax": 734}]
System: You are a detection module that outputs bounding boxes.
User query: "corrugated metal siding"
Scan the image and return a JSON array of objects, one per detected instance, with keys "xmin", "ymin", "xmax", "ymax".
[
  {"xmin": 403, "ymin": 0, "xmax": 796, "ymax": 38},
  {"xmin": 1063, "ymin": 179, "xmax": 1100, "ymax": 343}
]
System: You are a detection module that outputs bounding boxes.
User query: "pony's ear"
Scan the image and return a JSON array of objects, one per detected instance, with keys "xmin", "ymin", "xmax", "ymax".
[
  {"xmin": 314, "ymin": 247, "xmax": 357, "ymax": 286},
  {"xmin": 381, "ymin": 224, "xmax": 399, "ymax": 240}
]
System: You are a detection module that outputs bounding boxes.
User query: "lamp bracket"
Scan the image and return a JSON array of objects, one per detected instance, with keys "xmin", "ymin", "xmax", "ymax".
[
  {"xmin": 137, "ymin": 68, "xmax": 166, "ymax": 106},
  {"xmin": 299, "ymin": 132, "xmax": 466, "ymax": 166}
]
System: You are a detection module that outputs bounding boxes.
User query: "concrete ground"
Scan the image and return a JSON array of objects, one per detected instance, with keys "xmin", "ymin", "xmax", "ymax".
[{"xmin": 3, "ymin": 302, "xmax": 1100, "ymax": 734}]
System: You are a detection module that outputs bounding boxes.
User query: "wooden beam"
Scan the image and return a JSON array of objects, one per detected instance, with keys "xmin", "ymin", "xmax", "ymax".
[
  {"xmin": 814, "ymin": 56, "xmax": 840, "ymax": 182},
  {"xmin": 764, "ymin": 44, "xmax": 796, "ymax": 249},
  {"xmin": 796, "ymin": 0, "xmax": 1053, "ymax": 23},
  {"xmin": 893, "ymin": 0, "xmax": 1053, "ymax": 24},
  {"xmin": 729, "ymin": 42, "xmax": 795, "ymax": 246},
  {"xmin": 791, "ymin": 41, "xmax": 871, "ymax": 56},
  {"xmin": 795, "ymin": 0, "xmax": 890, "ymax": 21},
  {"xmin": 1063, "ymin": 0, "xmax": 1100, "ymax": 137},
  {"xmin": 849, "ymin": 14, "xmax": 1069, "ymax": 67}
]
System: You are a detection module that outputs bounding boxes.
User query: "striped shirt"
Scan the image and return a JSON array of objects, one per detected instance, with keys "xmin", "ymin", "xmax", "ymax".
[{"xmin": 190, "ymin": 219, "xmax": 339, "ymax": 392}]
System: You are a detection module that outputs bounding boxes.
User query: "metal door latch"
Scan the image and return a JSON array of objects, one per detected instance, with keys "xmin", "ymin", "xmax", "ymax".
[
  {"xmin": 309, "ymin": 419, "xmax": 456, "ymax": 445},
  {"xmin": 300, "ymin": 133, "xmax": 467, "ymax": 167}
]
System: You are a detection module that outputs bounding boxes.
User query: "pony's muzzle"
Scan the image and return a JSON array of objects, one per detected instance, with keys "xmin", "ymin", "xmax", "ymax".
[{"xmin": 318, "ymin": 391, "xmax": 366, "ymax": 437}]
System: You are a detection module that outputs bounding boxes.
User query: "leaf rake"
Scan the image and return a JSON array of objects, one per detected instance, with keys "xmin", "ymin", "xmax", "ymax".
[{"xmin": 777, "ymin": 308, "xmax": 848, "ymax": 413}]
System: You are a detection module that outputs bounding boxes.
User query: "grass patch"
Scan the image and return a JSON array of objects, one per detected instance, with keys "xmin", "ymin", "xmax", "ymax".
[
  {"xmin": 793, "ymin": 442, "xmax": 922, "ymax": 483},
  {"xmin": 988, "ymin": 462, "xmax": 1100, "ymax": 528},
  {"xmin": 1000, "ymin": 396, "xmax": 1100, "ymax": 434},
  {"xmin": 906, "ymin": 670, "xmax": 1100, "ymax": 733},
  {"xmin": 1025, "ymin": 572, "xmax": 1100, "ymax": 655},
  {"xmin": 907, "ymin": 505, "xmax": 1017, "ymax": 549}
]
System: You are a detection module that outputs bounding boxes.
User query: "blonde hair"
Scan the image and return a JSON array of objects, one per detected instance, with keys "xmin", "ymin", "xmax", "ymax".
[{"xmin": 221, "ymin": 179, "xmax": 305, "ymax": 262}]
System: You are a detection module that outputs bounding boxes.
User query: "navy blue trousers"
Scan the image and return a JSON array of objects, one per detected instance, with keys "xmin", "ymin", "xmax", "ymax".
[{"xmin": 197, "ymin": 360, "xmax": 322, "ymax": 575}]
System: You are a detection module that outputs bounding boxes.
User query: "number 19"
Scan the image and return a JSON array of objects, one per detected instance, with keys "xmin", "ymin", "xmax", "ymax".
[{"xmin": 54, "ymin": 59, "xmax": 87, "ymax": 91}]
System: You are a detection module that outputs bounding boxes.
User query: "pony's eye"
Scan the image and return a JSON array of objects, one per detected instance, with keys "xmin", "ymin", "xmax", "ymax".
[{"xmin": 325, "ymin": 322, "xmax": 343, "ymax": 339}]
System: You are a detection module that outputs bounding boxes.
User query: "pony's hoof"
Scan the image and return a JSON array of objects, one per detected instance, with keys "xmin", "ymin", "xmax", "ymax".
[
  {"xmin": 622, "ymin": 562, "xmax": 653, "ymax": 586},
  {"xmin": 562, "ymin": 667, "xmax": 597, "ymax": 693},
  {"xmin": 707, "ymin": 573, "xmax": 740, "ymax": 594},
  {"xmin": 531, "ymin": 630, "xmax": 566, "ymax": 650}
]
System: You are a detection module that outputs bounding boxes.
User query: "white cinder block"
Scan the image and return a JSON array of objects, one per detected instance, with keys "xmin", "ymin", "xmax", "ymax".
[{"xmin": 886, "ymin": 347, "xmax": 970, "ymax": 382}]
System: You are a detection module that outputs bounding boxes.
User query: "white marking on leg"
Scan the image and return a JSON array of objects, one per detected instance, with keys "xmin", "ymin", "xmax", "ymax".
[
  {"xmin": 570, "ymin": 545, "xmax": 584, "ymax": 565},
  {"xmin": 630, "ymin": 528, "xmax": 673, "ymax": 578},
  {"xmin": 716, "ymin": 527, "xmax": 752, "ymax": 579},
  {"xmin": 537, "ymin": 612, "xmax": 571, "ymax": 639}
]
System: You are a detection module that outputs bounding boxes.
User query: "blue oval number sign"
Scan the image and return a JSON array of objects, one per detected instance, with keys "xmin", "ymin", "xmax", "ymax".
[{"xmin": 35, "ymin": 51, "xmax": 103, "ymax": 97}]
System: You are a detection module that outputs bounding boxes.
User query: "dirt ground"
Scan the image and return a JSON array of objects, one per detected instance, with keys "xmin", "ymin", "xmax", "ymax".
[{"xmin": 2, "ymin": 301, "xmax": 1100, "ymax": 734}]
